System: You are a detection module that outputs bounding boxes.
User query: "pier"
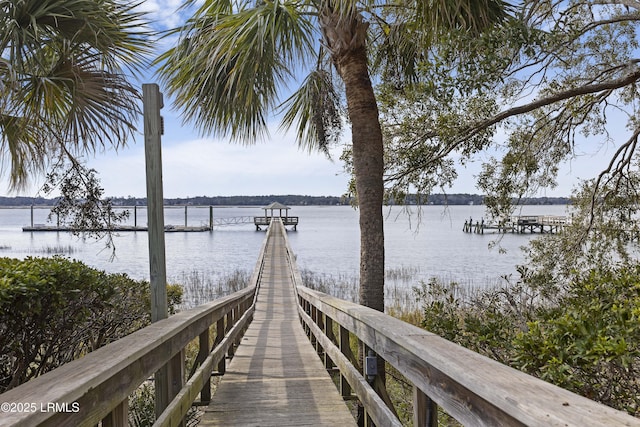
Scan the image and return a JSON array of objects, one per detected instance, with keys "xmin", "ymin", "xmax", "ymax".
[
  {"xmin": 2, "ymin": 219, "xmax": 638, "ymax": 427},
  {"xmin": 254, "ymin": 201, "xmax": 298, "ymax": 230},
  {"xmin": 463, "ymin": 214, "xmax": 571, "ymax": 234},
  {"xmin": 21, "ymin": 204, "xmax": 299, "ymax": 232}
]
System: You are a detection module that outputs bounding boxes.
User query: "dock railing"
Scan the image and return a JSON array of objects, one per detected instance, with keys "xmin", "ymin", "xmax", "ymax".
[
  {"xmin": 278, "ymin": 223, "xmax": 640, "ymax": 427},
  {"xmin": 0, "ymin": 222, "xmax": 274, "ymax": 427}
]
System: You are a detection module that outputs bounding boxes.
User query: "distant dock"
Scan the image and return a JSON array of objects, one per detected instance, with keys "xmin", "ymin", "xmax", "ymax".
[
  {"xmin": 463, "ymin": 215, "xmax": 570, "ymax": 234},
  {"xmin": 21, "ymin": 203, "xmax": 299, "ymax": 232},
  {"xmin": 22, "ymin": 224, "xmax": 212, "ymax": 232}
]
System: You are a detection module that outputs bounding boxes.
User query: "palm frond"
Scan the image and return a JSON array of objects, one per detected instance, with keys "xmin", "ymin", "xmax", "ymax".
[
  {"xmin": 371, "ymin": 20, "xmax": 422, "ymax": 87},
  {"xmin": 417, "ymin": 0, "xmax": 513, "ymax": 36},
  {"xmin": 0, "ymin": 114, "xmax": 47, "ymax": 190},
  {"xmin": 157, "ymin": 0, "xmax": 316, "ymax": 142},
  {"xmin": 1, "ymin": 0, "xmax": 153, "ymax": 74},
  {"xmin": 0, "ymin": 0, "xmax": 154, "ymax": 188},
  {"xmin": 279, "ymin": 68, "xmax": 343, "ymax": 155}
]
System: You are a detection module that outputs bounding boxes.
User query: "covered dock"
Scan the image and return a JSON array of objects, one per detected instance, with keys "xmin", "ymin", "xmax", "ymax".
[{"xmin": 254, "ymin": 201, "xmax": 298, "ymax": 230}]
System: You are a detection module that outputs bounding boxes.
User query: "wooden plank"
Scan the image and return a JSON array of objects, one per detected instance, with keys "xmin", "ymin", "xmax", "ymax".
[
  {"xmin": 201, "ymin": 220, "xmax": 356, "ymax": 426},
  {"xmin": 296, "ymin": 286, "xmax": 640, "ymax": 427}
]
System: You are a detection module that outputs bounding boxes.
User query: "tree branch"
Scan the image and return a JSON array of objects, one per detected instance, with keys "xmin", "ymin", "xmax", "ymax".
[{"xmin": 463, "ymin": 67, "xmax": 640, "ymax": 138}]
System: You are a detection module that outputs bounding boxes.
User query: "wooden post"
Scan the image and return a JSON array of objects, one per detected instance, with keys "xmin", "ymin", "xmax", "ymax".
[
  {"xmin": 102, "ymin": 400, "xmax": 128, "ymax": 427},
  {"xmin": 199, "ymin": 329, "xmax": 211, "ymax": 403},
  {"xmin": 185, "ymin": 205, "xmax": 188, "ymax": 227},
  {"xmin": 143, "ymin": 83, "xmax": 167, "ymax": 322},
  {"xmin": 30, "ymin": 205, "xmax": 33, "ymax": 227},
  {"xmin": 209, "ymin": 205, "xmax": 213, "ymax": 231},
  {"xmin": 324, "ymin": 316, "xmax": 335, "ymax": 369},
  {"xmin": 339, "ymin": 326, "xmax": 352, "ymax": 398},
  {"xmin": 143, "ymin": 83, "xmax": 170, "ymax": 419},
  {"xmin": 413, "ymin": 386, "xmax": 438, "ymax": 427},
  {"xmin": 216, "ymin": 318, "xmax": 226, "ymax": 374},
  {"xmin": 134, "ymin": 205, "xmax": 137, "ymax": 228}
]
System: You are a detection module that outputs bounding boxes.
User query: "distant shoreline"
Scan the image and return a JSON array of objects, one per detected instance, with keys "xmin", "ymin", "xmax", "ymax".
[{"xmin": 0, "ymin": 194, "xmax": 571, "ymax": 207}]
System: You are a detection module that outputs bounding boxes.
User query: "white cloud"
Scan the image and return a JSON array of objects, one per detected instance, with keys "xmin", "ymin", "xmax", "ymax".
[{"xmin": 82, "ymin": 126, "xmax": 350, "ymax": 198}]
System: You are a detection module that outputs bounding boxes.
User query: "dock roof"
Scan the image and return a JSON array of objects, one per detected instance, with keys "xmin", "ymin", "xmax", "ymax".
[{"xmin": 263, "ymin": 202, "xmax": 290, "ymax": 210}]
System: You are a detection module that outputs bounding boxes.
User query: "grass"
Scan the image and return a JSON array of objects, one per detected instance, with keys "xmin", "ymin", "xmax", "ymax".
[
  {"xmin": 173, "ymin": 269, "xmax": 250, "ymax": 310},
  {"xmin": 31, "ymin": 245, "xmax": 77, "ymax": 254}
]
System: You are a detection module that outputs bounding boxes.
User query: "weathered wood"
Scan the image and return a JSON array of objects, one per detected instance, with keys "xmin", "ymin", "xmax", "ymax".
[
  {"xmin": 298, "ymin": 307, "xmax": 401, "ymax": 427},
  {"xmin": 101, "ymin": 400, "xmax": 127, "ymax": 427},
  {"xmin": 198, "ymin": 330, "xmax": 212, "ymax": 404},
  {"xmin": 413, "ymin": 386, "xmax": 438, "ymax": 427},
  {"xmin": 142, "ymin": 83, "xmax": 168, "ymax": 324},
  {"xmin": 339, "ymin": 326, "xmax": 353, "ymax": 398},
  {"xmin": 155, "ymin": 306, "xmax": 255, "ymax": 427},
  {"xmin": 0, "ymin": 287, "xmax": 255, "ymax": 427},
  {"xmin": 296, "ymin": 286, "xmax": 640, "ymax": 427},
  {"xmin": 201, "ymin": 219, "xmax": 356, "ymax": 426}
]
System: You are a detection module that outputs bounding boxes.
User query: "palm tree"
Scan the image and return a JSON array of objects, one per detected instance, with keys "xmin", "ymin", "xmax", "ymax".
[
  {"xmin": 158, "ymin": 0, "xmax": 510, "ymax": 311},
  {"xmin": 0, "ymin": 0, "xmax": 152, "ymax": 190}
]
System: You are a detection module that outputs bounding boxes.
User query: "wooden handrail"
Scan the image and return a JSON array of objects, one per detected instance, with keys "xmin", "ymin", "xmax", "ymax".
[
  {"xmin": 277, "ymin": 222, "xmax": 640, "ymax": 426},
  {"xmin": 295, "ymin": 289, "xmax": 640, "ymax": 426},
  {"xmin": 0, "ymin": 288, "xmax": 254, "ymax": 426},
  {"xmin": 0, "ymin": 218, "xmax": 276, "ymax": 427}
]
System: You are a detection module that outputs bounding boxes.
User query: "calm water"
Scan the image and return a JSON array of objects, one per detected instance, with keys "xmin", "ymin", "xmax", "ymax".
[{"xmin": 0, "ymin": 204, "xmax": 570, "ymax": 292}]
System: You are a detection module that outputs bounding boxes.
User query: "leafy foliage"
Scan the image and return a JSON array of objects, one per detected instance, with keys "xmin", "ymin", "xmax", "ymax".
[
  {"xmin": 0, "ymin": 256, "xmax": 182, "ymax": 392},
  {"xmin": 41, "ymin": 162, "xmax": 129, "ymax": 255},
  {"xmin": 377, "ymin": 1, "xmax": 640, "ymax": 222},
  {"xmin": 418, "ymin": 264, "xmax": 640, "ymax": 416}
]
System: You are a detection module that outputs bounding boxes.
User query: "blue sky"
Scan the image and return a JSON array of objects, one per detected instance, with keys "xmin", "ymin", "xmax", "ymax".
[{"xmin": 0, "ymin": 0, "xmax": 613, "ymax": 199}]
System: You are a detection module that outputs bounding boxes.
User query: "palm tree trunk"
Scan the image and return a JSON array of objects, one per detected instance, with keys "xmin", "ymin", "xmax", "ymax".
[{"xmin": 335, "ymin": 45, "xmax": 385, "ymax": 312}]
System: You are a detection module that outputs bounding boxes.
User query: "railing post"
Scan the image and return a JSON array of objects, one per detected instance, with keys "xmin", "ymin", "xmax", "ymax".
[
  {"xmin": 304, "ymin": 300, "xmax": 311, "ymax": 338},
  {"xmin": 226, "ymin": 310, "xmax": 235, "ymax": 358},
  {"xmin": 310, "ymin": 305, "xmax": 318, "ymax": 349},
  {"xmin": 216, "ymin": 318, "xmax": 226, "ymax": 375},
  {"xmin": 324, "ymin": 316, "xmax": 335, "ymax": 369},
  {"xmin": 102, "ymin": 400, "xmax": 128, "ymax": 427},
  {"xmin": 233, "ymin": 303, "xmax": 241, "ymax": 349},
  {"xmin": 169, "ymin": 350, "xmax": 186, "ymax": 427},
  {"xmin": 414, "ymin": 386, "xmax": 438, "ymax": 427},
  {"xmin": 199, "ymin": 329, "xmax": 212, "ymax": 403},
  {"xmin": 339, "ymin": 326, "xmax": 352, "ymax": 398}
]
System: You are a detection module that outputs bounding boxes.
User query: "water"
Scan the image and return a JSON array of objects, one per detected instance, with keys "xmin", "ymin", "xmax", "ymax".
[{"xmin": 0, "ymin": 204, "xmax": 570, "ymax": 293}]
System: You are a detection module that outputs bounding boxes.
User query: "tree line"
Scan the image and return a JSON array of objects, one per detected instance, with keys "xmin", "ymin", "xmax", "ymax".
[{"xmin": 0, "ymin": 194, "xmax": 570, "ymax": 207}]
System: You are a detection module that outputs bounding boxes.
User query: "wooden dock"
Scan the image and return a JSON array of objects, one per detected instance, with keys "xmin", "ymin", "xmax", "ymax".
[
  {"xmin": 21, "ymin": 224, "xmax": 213, "ymax": 232},
  {"xmin": 254, "ymin": 216, "xmax": 298, "ymax": 231},
  {"xmin": 200, "ymin": 220, "xmax": 354, "ymax": 426},
  {"xmin": 463, "ymin": 214, "xmax": 571, "ymax": 234}
]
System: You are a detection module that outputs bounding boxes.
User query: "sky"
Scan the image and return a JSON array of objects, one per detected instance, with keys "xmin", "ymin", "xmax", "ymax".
[{"xmin": 0, "ymin": 0, "xmax": 616, "ymax": 199}]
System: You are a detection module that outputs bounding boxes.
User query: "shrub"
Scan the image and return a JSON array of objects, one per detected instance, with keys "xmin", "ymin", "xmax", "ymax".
[
  {"xmin": 512, "ymin": 266, "xmax": 640, "ymax": 415},
  {"xmin": 0, "ymin": 256, "xmax": 182, "ymax": 392},
  {"xmin": 417, "ymin": 265, "xmax": 640, "ymax": 416}
]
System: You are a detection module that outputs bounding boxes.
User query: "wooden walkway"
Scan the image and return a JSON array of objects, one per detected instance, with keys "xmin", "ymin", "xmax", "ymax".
[{"xmin": 200, "ymin": 220, "xmax": 356, "ymax": 426}]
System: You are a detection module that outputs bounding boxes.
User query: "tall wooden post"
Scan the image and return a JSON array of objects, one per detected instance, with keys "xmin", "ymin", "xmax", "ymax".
[
  {"xmin": 143, "ymin": 83, "xmax": 171, "ymax": 419},
  {"xmin": 143, "ymin": 83, "xmax": 167, "ymax": 322}
]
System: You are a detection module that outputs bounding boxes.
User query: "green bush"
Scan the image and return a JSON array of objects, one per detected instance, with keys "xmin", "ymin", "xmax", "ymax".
[
  {"xmin": 418, "ymin": 265, "xmax": 640, "ymax": 416},
  {"xmin": 0, "ymin": 256, "xmax": 182, "ymax": 392},
  {"xmin": 512, "ymin": 267, "xmax": 640, "ymax": 415}
]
